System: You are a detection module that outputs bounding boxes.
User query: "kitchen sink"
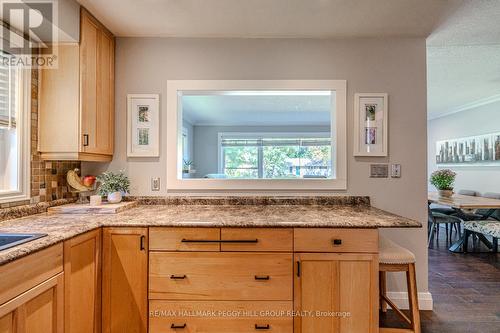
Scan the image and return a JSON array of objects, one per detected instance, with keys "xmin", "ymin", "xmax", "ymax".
[{"xmin": 0, "ymin": 233, "xmax": 47, "ymax": 251}]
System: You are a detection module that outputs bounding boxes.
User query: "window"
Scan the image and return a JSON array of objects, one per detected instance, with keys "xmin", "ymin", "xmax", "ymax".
[
  {"xmin": 0, "ymin": 52, "xmax": 30, "ymax": 203},
  {"xmin": 219, "ymin": 133, "xmax": 332, "ymax": 179},
  {"xmin": 167, "ymin": 80, "xmax": 347, "ymax": 190}
]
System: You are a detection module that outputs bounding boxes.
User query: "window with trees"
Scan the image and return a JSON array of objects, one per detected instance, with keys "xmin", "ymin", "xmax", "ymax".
[
  {"xmin": 219, "ymin": 133, "xmax": 332, "ymax": 179},
  {"xmin": 0, "ymin": 52, "xmax": 30, "ymax": 203}
]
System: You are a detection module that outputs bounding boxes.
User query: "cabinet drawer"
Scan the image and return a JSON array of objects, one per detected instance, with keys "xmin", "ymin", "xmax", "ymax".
[
  {"xmin": 221, "ymin": 228, "xmax": 293, "ymax": 252},
  {"xmin": 150, "ymin": 300, "xmax": 293, "ymax": 333},
  {"xmin": 294, "ymin": 228, "xmax": 378, "ymax": 253},
  {"xmin": 0, "ymin": 244, "xmax": 63, "ymax": 306},
  {"xmin": 149, "ymin": 228, "xmax": 220, "ymax": 251},
  {"xmin": 149, "ymin": 252, "xmax": 292, "ymax": 300}
]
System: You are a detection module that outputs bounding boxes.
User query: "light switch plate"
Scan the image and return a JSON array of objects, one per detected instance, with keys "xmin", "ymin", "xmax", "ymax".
[
  {"xmin": 391, "ymin": 164, "xmax": 402, "ymax": 178},
  {"xmin": 151, "ymin": 177, "xmax": 161, "ymax": 191}
]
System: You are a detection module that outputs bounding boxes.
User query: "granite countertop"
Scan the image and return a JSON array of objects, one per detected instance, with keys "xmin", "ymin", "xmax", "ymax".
[{"xmin": 0, "ymin": 202, "xmax": 421, "ymax": 266}]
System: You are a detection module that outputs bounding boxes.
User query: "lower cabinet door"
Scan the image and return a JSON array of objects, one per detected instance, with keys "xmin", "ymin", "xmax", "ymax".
[
  {"xmin": 102, "ymin": 228, "xmax": 148, "ymax": 333},
  {"xmin": 149, "ymin": 301, "xmax": 293, "ymax": 333},
  {"xmin": 0, "ymin": 273, "xmax": 64, "ymax": 333},
  {"xmin": 64, "ymin": 229, "xmax": 101, "ymax": 333},
  {"xmin": 294, "ymin": 253, "xmax": 378, "ymax": 333}
]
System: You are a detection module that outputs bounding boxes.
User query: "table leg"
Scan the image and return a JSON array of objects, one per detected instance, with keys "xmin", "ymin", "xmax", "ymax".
[{"xmin": 449, "ymin": 234, "xmax": 465, "ymax": 253}]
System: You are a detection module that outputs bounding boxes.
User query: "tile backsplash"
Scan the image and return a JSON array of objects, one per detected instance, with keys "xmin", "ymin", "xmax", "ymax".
[{"xmin": 0, "ymin": 69, "xmax": 81, "ymax": 209}]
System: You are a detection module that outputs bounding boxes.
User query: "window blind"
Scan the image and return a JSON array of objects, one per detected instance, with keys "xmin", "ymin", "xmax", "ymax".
[
  {"xmin": 0, "ymin": 52, "xmax": 18, "ymax": 129},
  {"xmin": 220, "ymin": 137, "xmax": 331, "ymax": 147}
]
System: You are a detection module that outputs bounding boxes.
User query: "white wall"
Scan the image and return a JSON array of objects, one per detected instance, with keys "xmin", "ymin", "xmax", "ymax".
[
  {"xmin": 83, "ymin": 37, "xmax": 429, "ymax": 296},
  {"xmin": 428, "ymin": 101, "xmax": 500, "ymax": 194}
]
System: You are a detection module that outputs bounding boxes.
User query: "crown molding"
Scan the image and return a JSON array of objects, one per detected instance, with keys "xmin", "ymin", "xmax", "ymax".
[{"xmin": 429, "ymin": 94, "xmax": 500, "ymax": 120}]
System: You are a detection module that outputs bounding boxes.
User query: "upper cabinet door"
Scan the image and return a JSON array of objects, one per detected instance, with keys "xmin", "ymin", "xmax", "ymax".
[
  {"xmin": 96, "ymin": 30, "xmax": 115, "ymax": 155},
  {"xmin": 80, "ymin": 10, "xmax": 98, "ymax": 153},
  {"xmin": 80, "ymin": 8, "xmax": 115, "ymax": 155}
]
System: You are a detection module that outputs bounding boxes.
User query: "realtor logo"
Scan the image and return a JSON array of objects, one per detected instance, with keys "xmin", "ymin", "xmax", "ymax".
[{"xmin": 1, "ymin": 0, "xmax": 58, "ymax": 68}]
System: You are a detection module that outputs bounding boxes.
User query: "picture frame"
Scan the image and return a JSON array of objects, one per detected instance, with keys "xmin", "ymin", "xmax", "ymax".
[
  {"xmin": 127, "ymin": 94, "xmax": 160, "ymax": 157},
  {"xmin": 353, "ymin": 93, "xmax": 388, "ymax": 157}
]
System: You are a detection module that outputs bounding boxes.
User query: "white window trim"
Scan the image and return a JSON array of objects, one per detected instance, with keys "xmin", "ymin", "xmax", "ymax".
[
  {"xmin": 166, "ymin": 79, "xmax": 347, "ymax": 191},
  {"xmin": 217, "ymin": 132, "xmax": 332, "ymax": 178},
  {"xmin": 0, "ymin": 69, "xmax": 31, "ymax": 204}
]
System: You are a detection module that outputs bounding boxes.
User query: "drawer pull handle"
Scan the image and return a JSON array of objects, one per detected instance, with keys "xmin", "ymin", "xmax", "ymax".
[
  {"xmin": 170, "ymin": 275, "xmax": 187, "ymax": 279},
  {"xmin": 170, "ymin": 323, "xmax": 186, "ymax": 329},
  {"xmin": 83, "ymin": 134, "xmax": 89, "ymax": 146},
  {"xmin": 255, "ymin": 324, "xmax": 270, "ymax": 330},
  {"xmin": 332, "ymin": 239, "xmax": 342, "ymax": 246},
  {"xmin": 181, "ymin": 239, "xmax": 259, "ymax": 243},
  {"xmin": 254, "ymin": 275, "xmax": 270, "ymax": 280}
]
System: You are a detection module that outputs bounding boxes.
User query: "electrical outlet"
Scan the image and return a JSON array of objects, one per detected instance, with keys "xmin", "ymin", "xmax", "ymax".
[
  {"xmin": 391, "ymin": 164, "xmax": 402, "ymax": 178},
  {"xmin": 151, "ymin": 177, "xmax": 161, "ymax": 191}
]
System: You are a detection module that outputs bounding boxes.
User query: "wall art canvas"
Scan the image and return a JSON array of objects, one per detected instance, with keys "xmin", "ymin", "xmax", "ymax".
[
  {"xmin": 436, "ymin": 132, "xmax": 500, "ymax": 165},
  {"xmin": 127, "ymin": 94, "xmax": 160, "ymax": 157}
]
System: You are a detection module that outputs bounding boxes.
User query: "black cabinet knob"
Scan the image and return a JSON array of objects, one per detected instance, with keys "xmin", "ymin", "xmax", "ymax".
[{"xmin": 255, "ymin": 324, "xmax": 270, "ymax": 330}]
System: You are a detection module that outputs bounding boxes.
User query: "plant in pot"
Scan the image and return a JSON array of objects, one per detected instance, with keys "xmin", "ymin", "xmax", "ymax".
[
  {"xmin": 96, "ymin": 170, "xmax": 130, "ymax": 203},
  {"xmin": 183, "ymin": 159, "xmax": 194, "ymax": 174},
  {"xmin": 430, "ymin": 169, "xmax": 456, "ymax": 198}
]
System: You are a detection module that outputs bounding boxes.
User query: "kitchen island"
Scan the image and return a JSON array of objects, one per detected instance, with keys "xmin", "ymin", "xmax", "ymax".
[{"xmin": 0, "ymin": 196, "xmax": 421, "ymax": 333}]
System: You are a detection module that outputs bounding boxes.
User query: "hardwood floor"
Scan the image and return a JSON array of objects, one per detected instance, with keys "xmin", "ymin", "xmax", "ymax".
[{"xmin": 381, "ymin": 225, "xmax": 500, "ymax": 333}]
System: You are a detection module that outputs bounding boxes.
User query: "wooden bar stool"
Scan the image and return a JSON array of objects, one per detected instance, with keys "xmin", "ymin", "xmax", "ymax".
[{"xmin": 379, "ymin": 236, "xmax": 421, "ymax": 333}]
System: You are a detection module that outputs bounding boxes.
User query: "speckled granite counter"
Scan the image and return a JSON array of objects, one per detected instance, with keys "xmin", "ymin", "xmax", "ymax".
[{"xmin": 0, "ymin": 199, "xmax": 421, "ymax": 265}]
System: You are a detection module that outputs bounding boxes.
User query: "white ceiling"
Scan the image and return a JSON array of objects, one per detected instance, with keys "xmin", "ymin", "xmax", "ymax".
[
  {"xmin": 76, "ymin": 0, "xmax": 500, "ymax": 119},
  {"xmin": 182, "ymin": 94, "xmax": 331, "ymax": 126},
  {"xmin": 76, "ymin": 0, "xmax": 460, "ymax": 38},
  {"xmin": 427, "ymin": 0, "xmax": 500, "ymax": 119}
]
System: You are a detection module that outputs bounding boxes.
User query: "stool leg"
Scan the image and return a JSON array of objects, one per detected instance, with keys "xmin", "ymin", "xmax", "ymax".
[
  {"xmin": 406, "ymin": 263, "xmax": 421, "ymax": 333},
  {"xmin": 379, "ymin": 271, "xmax": 387, "ymax": 312},
  {"xmin": 493, "ymin": 237, "xmax": 498, "ymax": 253}
]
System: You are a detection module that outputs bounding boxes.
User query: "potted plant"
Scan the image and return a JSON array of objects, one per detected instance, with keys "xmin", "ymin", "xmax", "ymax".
[
  {"xmin": 96, "ymin": 170, "xmax": 130, "ymax": 203},
  {"xmin": 183, "ymin": 159, "xmax": 195, "ymax": 174},
  {"xmin": 430, "ymin": 169, "xmax": 456, "ymax": 198}
]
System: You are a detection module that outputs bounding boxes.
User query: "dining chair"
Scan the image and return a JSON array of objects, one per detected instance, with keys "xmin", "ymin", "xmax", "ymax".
[
  {"xmin": 428, "ymin": 209, "xmax": 463, "ymax": 247},
  {"xmin": 458, "ymin": 189, "xmax": 480, "ymax": 196}
]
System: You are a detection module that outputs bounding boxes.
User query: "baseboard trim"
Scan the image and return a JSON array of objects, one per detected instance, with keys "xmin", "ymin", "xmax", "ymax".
[{"xmin": 385, "ymin": 292, "xmax": 433, "ymax": 311}]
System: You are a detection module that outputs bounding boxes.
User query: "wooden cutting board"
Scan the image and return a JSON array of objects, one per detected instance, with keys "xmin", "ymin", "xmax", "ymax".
[{"xmin": 47, "ymin": 201, "xmax": 138, "ymax": 214}]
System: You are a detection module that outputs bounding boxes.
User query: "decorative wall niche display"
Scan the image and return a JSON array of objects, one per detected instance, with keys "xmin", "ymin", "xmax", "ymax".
[
  {"xmin": 353, "ymin": 93, "xmax": 388, "ymax": 156},
  {"xmin": 127, "ymin": 94, "xmax": 160, "ymax": 157},
  {"xmin": 436, "ymin": 132, "xmax": 500, "ymax": 165}
]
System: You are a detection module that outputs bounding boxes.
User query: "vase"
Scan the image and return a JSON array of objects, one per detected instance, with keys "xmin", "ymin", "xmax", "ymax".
[
  {"xmin": 438, "ymin": 190, "xmax": 453, "ymax": 198},
  {"xmin": 107, "ymin": 191, "xmax": 122, "ymax": 204}
]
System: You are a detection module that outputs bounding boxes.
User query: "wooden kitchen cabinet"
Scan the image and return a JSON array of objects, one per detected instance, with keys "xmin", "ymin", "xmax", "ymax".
[
  {"xmin": 39, "ymin": 7, "xmax": 115, "ymax": 161},
  {"xmin": 294, "ymin": 253, "xmax": 378, "ymax": 333},
  {"xmin": 102, "ymin": 228, "xmax": 148, "ymax": 333},
  {"xmin": 64, "ymin": 229, "xmax": 101, "ymax": 333},
  {"xmin": 0, "ymin": 245, "xmax": 64, "ymax": 333},
  {"xmin": 0, "ymin": 274, "xmax": 64, "ymax": 333}
]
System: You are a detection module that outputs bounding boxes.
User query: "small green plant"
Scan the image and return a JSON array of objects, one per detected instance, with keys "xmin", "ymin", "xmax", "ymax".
[
  {"xmin": 183, "ymin": 159, "xmax": 194, "ymax": 172},
  {"xmin": 430, "ymin": 169, "xmax": 456, "ymax": 190},
  {"xmin": 96, "ymin": 170, "xmax": 130, "ymax": 196}
]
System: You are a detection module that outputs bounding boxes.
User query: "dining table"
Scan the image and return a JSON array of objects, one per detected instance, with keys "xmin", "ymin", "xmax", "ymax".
[{"xmin": 428, "ymin": 192, "xmax": 500, "ymax": 252}]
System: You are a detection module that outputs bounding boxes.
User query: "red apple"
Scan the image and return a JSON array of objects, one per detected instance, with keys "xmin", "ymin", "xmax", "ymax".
[{"xmin": 83, "ymin": 175, "xmax": 96, "ymax": 187}]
